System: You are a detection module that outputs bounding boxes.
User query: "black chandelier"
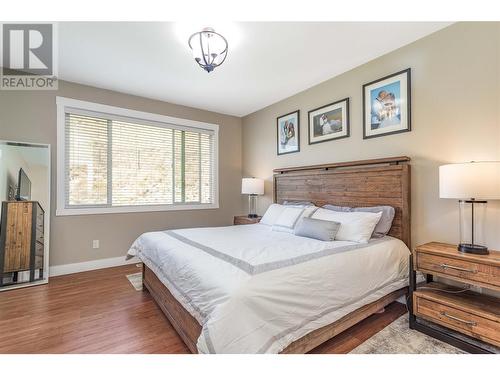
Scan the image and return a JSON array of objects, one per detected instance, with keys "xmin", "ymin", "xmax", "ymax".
[{"xmin": 188, "ymin": 27, "xmax": 228, "ymax": 73}]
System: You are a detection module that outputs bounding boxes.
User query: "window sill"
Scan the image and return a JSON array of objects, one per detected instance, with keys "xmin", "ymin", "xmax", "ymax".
[{"xmin": 55, "ymin": 203, "xmax": 220, "ymax": 216}]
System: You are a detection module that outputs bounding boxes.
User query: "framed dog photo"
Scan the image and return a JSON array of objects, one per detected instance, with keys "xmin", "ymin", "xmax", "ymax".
[
  {"xmin": 308, "ymin": 98, "xmax": 349, "ymax": 145},
  {"xmin": 276, "ymin": 110, "xmax": 300, "ymax": 155},
  {"xmin": 363, "ymin": 68, "xmax": 411, "ymax": 139}
]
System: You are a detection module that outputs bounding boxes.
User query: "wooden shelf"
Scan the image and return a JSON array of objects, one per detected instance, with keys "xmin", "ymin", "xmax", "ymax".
[
  {"xmin": 273, "ymin": 156, "xmax": 410, "ymax": 173},
  {"xmin": 233, "ymin": 215, "xmax": 261, "ymax": 225},
  {"xmin": 413, "ymin": 282, "xmax": 500, "ymax": 347},
  {"xmin": 414, "ymin": 282, "xmax": 500, "ymax": 322}
]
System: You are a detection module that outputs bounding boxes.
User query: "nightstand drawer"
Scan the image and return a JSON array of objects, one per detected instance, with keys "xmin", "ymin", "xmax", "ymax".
[
  {"xmin": 416, "ymin": 252, "xmax": 500, "ymax": 290},
  {"xmin": 414, "ymin": 293, "xmax": 500, "ymax": 347}
]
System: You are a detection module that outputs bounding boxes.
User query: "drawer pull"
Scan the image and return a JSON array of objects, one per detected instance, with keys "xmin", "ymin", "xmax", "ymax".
[
  {"xmin": 440, "ymin": 263, "xmax": 477, "ymax": 273},
  {"xmin": 440, "ymin": 312, "xmax": 477, "ymax": 326}
]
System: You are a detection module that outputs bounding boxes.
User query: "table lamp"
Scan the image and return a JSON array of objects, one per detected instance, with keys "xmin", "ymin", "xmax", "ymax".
[
  {"xmin": 439, "ymin": 161, "xmax": 500, "ymax": 255},
  {"xmin": 241, "ymin": 178, "xmax": 264, "ymax": 218}
]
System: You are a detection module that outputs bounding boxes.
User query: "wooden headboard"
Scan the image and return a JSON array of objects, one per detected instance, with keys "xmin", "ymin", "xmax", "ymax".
[{"xmin": 273, "ymin": 156, "xmax": 411, "ymax": 247}]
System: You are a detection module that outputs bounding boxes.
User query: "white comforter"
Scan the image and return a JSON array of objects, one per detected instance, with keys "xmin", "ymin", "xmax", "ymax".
[{"xmin": 128, "ymin": 223, "xmax": 410, "ymax": 353}]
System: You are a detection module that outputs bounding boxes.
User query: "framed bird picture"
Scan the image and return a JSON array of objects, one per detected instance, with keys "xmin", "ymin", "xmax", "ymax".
[
  {"xmin": 308, "ymin": 98, "xmax": 350, "ymax": 145},
  {"xmin": 362, "ymin": 68, "xmax": 411, "ymax": 139},
  {"xmin": 276, "ymin": 110, "xmax": 300, "ymax": 155}
]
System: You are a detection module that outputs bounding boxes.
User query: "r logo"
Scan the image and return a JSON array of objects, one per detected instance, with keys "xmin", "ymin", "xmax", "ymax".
[{"xmin": 2, "ymin": 24, "xmax": 53, "ymax": 75}]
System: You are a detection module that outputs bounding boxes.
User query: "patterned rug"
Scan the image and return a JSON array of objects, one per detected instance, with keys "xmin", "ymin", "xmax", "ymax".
[
  {"xmin": 350, "ymin": 315, "xmax": 464, "ymax": 354},
  {"xmin": 126, "ymin": 272, "xmax": 143, "ymax": 291}
]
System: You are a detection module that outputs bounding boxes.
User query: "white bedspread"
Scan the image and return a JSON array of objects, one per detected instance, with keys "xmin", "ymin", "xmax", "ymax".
[{"xmin": 127, "ymin": 223, "xmax": 410, "ymax": 353}]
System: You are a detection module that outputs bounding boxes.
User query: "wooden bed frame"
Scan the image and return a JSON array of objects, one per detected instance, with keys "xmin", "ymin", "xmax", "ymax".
[{"xmin": 143, "ymin": 156, "xmax": 411, "ymax": 353}]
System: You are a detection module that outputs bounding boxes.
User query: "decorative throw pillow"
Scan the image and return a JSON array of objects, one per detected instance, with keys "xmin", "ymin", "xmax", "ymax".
[
  {"xmin": 294, "ymin": 217, "xmax": 341, "ymax": 241},
  {"xmin": 322, "ymin": 204, "xmax": 395, "ymax": 238},
  {"xmin": 260, "ymin": 204, "xmax": 286, "ymax": 226},
  {"xmin": 272, "ymin": 206, "xmax": 318, "ymax": 233},
  {"xmin": 352, "ymin": 206, "xmax": 395, "ymax": 237},
  {"xmin": 312, "ymin": 208, "xmax": 382, "ymax": 243}
]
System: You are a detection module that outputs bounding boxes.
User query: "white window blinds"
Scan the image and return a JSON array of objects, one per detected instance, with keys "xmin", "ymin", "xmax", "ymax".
[
  {"xmin": 65, "ymin": 114, "xmax": 108, "ymax": 206},
  {"xmin": 59, "ymin": 99, "xmax": 218, "ymax": 215}
]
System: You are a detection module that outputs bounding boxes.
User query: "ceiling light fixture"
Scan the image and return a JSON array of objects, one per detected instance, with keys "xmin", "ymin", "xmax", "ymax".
[{"xmin": 188, "ymin": 27, "xmax": 228, "ymax": 73}]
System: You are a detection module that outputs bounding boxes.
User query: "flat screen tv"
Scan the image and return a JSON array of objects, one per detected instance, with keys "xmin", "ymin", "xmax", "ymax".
[{"xmin": 16, "ymin": 168, "xmax": 31, "ymax": 201}]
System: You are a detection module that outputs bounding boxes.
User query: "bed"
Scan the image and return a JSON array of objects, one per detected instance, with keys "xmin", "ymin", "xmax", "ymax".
[{"xmin": 128, "ymin": 156, "xmax": 412, "ymax": 353}]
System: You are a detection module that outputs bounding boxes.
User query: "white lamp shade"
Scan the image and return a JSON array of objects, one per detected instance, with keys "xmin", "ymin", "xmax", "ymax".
[
  {"xmin": 439, "ymin": 162, "xmax": 500, "ymax": 199},
  {"xmin": 241, "ymin": 178, "xmax": 264, "ymax": 195}
]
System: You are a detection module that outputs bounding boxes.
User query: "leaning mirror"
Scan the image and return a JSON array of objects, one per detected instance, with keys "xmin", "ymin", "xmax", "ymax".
[{"xmin": 0, "ymin": 141, "xmax": 50, "ymax": 290}]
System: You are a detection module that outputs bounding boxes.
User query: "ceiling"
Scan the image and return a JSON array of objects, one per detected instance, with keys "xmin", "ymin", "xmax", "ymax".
[{"xmin": 59, "ymin": 22, "xmax": 451, "ymax": 117}]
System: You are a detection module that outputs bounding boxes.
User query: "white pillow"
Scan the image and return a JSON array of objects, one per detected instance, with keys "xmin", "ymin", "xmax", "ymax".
[
  {"xmin": 260, "ymin": 204, "xmax": 286, "ymax": 226},
  {"xmin": 311, "ymin": 208, "xmax": 382, "ymax": 243},
  {"xmin": 272, "ymin": 206, "xmax": 318, "ymax": 233}
]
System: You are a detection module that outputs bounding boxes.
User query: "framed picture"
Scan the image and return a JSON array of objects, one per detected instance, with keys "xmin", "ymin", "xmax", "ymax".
[
  {"xmin": 308, "ymin": 98, "xmax": 349, "ymax": 145},
  {"xmin": 363, "ymin": 68, "xmax": 411, "ymax": 139},
  {"xmin": 276, "ymin": 110, "xmax": 300, "ymax": 155}
]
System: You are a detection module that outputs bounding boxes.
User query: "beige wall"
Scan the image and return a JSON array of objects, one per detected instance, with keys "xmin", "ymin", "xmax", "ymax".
[
  {"xmin": 242, "ymin": 22, "xmax": 500, "ymax": 250},
  {"xmin": 0, "ymin": 81, "xmax": 242, "ymax": 266}
]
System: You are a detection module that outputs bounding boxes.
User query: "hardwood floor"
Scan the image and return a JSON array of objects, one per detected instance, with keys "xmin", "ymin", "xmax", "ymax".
[{"xmin": 0, "ymin": 264, "xmax": 407, "ymax": 354}]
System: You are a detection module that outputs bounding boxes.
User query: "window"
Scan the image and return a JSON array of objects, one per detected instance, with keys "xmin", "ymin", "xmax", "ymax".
[{"xmin": 56, "ymin": 97, "xmax": 219, "ymax": 215}]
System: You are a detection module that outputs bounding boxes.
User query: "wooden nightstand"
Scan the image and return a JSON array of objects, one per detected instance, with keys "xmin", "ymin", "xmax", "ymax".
[
  {"xmin": 233, "ymin": 215, "xmax": 262, "ymax": 225},
  {"xmin": 409, "ymin": 242, "xmax": 500, "ymax": 353}
]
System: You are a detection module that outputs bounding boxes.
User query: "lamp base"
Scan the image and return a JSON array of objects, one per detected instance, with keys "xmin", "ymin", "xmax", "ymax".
[{"xmin": 457, "ymin": 243, "xmax": 489, "ymax": 255}]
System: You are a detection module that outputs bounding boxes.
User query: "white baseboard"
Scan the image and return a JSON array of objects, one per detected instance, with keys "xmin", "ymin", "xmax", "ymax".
[{"xmin": 49, "ymin": 256, "xmax": 141, "ymax": 277}]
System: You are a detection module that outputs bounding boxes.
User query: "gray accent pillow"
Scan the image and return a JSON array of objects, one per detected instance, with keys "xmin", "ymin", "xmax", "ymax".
[
  {"xmin": 283, "ymin": 200, "xmax": 314, "ymax": 206},
  {"xmin": 322, "ymin": 204, "xmax": 351, "ymax": 212},
  {"xmin": 352, "ymin": 206, "xmax": 395, "ymax": 237},
  {"xmin": 294, "ymin": 217, "xmax": 341, "ymax": 241}
]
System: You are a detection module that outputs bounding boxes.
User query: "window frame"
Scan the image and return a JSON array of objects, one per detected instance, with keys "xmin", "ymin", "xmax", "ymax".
[{"xmin": 56, "ymin": 96, "xmax": 219, "ymax": 216}]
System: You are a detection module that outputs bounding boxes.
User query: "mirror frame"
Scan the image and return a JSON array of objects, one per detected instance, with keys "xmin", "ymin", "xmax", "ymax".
[{"xmin": 0, "ymin": 140, "xmax": 51, "ymax": 291}]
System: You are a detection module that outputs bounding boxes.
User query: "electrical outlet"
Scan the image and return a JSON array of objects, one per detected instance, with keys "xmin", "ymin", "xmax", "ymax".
[{"xmin": 92, "ymin": 240, "xmax": 100, "ymax": 249}]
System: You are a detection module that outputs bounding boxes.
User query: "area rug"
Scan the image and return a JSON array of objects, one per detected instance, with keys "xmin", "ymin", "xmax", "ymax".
[
  {"xmin": 350, "ymin": 315, "xmax": 464, "ymax": 354},
  {"xmin": 126, "ymin": 272, "xmax": 142, "ymax": 291}
]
